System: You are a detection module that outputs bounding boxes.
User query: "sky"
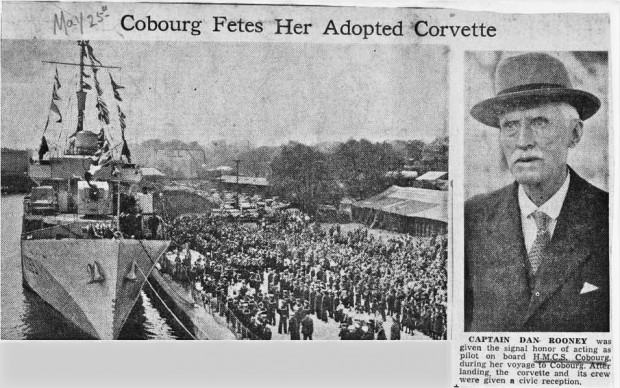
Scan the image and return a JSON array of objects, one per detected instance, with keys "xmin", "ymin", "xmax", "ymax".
[{"xmin": 1, "ymin": 39, "xmax": 448, "ymax": 150}]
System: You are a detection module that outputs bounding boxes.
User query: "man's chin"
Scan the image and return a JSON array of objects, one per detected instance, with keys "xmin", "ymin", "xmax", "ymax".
[{"xmin": 511, "ymin": 170, "xmax": 543, "ymax": 186}]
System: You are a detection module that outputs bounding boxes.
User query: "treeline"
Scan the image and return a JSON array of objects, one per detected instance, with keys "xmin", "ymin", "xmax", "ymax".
[
  {"xmin": 131, "ymin": 138, "xmax": 278, "ymax": 179},
  {"xmin": 131, "ymin": 136, "xmax": 448, "ymax": 213},
  {"xmin": 271, "ymin": 138, "xmax": 448, "ymax": 213}
]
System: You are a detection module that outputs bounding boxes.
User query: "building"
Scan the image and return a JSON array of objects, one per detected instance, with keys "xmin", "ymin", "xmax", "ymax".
[
  {"xmin": 145, "ymin": 148, "xmax": 205, "ymax": 179},
  {"xmin": 218, "ymin": 175, "xmax": 271, "ymax": 196},
  {"xmin": 1, "ymin": 148, "xmax": 33, "ymax": 193},
  {"xmin": 385, "ymin": 170, "xmax": 419, "ymax": 186},
  {"xmin": 351, "ymin": 185, "xmax": 448, "ymax": 236},
  {"xmin": 140, "ymin": 167, "xmax": 166, "ymax": 182},
  {"xmin": 414, "ymin": 171, "xmax": 449, "ymax": 190},
  {"xmin": 416, "ymin": 171, "xmax": 448, "ymax": 181}
]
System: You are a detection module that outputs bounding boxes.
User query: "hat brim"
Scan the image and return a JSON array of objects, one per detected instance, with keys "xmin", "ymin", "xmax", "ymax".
[{"xmin": 470, "ymin": 88, "xmax": 601, "ymax": 128}]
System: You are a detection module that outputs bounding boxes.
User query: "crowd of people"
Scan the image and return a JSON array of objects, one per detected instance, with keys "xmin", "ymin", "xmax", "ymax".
[{"xmin": 162, "ymin": 210, "xmax": 447, "ymax": 340}]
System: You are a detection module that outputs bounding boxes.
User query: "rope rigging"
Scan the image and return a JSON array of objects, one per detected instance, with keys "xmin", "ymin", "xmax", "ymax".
[{"xmin": 137, "ymin": 264, "xmax": 198, "ymax": 340}]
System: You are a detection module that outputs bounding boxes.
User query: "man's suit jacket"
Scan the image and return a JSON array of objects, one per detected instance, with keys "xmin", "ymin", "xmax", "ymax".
[{"xmin": 465, "ymin": 168, "xmax": 609, "ymax": 332}]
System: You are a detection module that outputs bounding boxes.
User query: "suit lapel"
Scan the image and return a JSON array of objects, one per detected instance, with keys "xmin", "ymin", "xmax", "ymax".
[
  {"xmin": 484, "ymin": 185, "xmax": 528, "ymax": 271},
  {"xmin": 483, "ymin": 184, "xmax": 532, "ymax": 326},
  {"xmin": 524, "ymin": 170, "xmax": 593, "ymax": 322}
]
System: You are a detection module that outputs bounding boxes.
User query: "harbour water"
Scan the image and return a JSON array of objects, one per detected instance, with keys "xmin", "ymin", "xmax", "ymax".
[{"xmin": 1, "ymin": 195, "xmax": 180, "ymax": 340}]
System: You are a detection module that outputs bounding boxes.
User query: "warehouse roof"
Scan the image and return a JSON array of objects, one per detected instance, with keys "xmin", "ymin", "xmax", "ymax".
[
  {"xmin": 353, "ymin": 186, "xmax": 448, "ymax": 223},
  {"xmin": 220, "ymin": 175, "xmax": 271, "ymax": 187}
]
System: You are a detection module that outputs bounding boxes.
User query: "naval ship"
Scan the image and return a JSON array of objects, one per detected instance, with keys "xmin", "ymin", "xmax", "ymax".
[{"xmin": 21, "ymin": 41, "xmax": 170, "ymax": 340}]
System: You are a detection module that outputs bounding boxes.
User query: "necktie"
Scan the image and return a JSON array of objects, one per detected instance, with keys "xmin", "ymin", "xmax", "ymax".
[{"xmin": 528, "ymin": 211, "xmax": 551, "ymax": 277}]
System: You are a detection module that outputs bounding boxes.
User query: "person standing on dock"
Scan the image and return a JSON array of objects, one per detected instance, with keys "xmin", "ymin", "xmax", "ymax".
[
  {"xmin": 289, "ymin": 311, "xmax": 301, "ymax": 340},
  {"xmin": 277, "ymin": 300, "xmax": 289, "ymax": 334},
  {"xmin": 390, "ymin": 316, "xmax": 401, "ymax": 340},
  {"xmin": 301, "ymin": 313, "xmax": 314, "ymax": 340},
  {"xmin": 147, "ymin": 212, "xmax": 161, "ymax": 239}
]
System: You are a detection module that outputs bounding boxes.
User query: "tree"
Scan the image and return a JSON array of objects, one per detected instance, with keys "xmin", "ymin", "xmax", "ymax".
[
  {"xmin": 270, "ymin": 142, "xmax": 338, "ymax": 213},
  {"xmin": 238, "ymin": 146, "xmax": 278, "ymax": 177},
  {"xmin": 330, "ymin": 139, "xmax": 401, "ymax": 200},
  {"xmin": 405, "ymin": 140, "xmax": 426, "ymax": 164},
  {"xmin": 421, "ymin": 136, "xmax": 449, "ymax": 171}
]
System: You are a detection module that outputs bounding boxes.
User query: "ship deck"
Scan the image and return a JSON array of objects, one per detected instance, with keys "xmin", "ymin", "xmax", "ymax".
[{"xmin": 24, "ymin": 213, "xmax": 115, "ymax": 224}]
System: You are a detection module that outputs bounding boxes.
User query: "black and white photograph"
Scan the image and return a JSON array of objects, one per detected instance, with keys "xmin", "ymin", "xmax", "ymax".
[
  {"xmin": 2, "ymin": 38, "xmax": 449, "ymax": 341},
  {"xmin": 463, "ymin": 51, "xmax": 610, "ymax": 332}
]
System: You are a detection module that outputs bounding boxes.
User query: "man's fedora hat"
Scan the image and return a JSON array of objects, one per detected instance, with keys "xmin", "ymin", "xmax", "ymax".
[{"xmin": 471, "ymin": 52, "xmax": 600, "ymax": 128}]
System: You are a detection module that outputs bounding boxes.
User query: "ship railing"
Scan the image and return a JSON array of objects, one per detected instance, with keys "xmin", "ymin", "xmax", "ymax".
[
  {"xmin": 22, "ymin": 218, "xmax": 120, "ymax": 240},
  {"xmin": 23, "ymin": 220, "xmax": 87, "ymax": 240},
  {"xmin": 195, "ymin": 290, "xmax": 263, "ymax": 340}
]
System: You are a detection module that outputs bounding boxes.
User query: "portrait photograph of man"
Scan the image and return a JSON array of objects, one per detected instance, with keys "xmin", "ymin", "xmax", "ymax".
[{"xmin": 463, "ymin": 51, "xmax": 610, "ymax": 332}]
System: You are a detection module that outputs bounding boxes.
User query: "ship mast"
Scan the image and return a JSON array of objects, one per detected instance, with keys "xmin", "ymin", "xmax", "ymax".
[
  {"xmin": 76, "ymin": 41, "xmax": 87, "ymax": 134},
  {"xmin": 42, "ymin": 41, "xmax": 121, "ymax": 137}
]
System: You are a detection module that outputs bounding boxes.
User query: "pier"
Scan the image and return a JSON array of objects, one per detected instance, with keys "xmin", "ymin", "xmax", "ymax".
[{"xmin": 146, "ymin": 268, "xmax": 237, "ymax": 340}]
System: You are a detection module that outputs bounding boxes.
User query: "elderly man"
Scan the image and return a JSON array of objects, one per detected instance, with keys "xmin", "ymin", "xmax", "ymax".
[{"xmin": 464, "ymin": 53, "xmax": 609, "ymax": 332}]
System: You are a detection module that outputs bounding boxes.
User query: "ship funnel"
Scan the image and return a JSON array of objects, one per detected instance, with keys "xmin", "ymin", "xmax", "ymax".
[
  {"xmin": 75, "ymin": 131, "xmax": 98, "ymax": 155},
  {"xmin": 125, "ymin": 260, "xmax": 138, "ymax": 281}
]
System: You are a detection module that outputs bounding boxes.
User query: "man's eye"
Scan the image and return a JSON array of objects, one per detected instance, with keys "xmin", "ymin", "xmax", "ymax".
[
  {"xmin": 530, "ymin": 117, "xmax": 548, "ymax": 127},
  {"xmin": 501, "ymin": 121, "xmax": 518, "ymax": 131}
]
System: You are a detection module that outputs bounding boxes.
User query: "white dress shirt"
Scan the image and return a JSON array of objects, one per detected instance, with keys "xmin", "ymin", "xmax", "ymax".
[{"xmin": 518, "ymin": 173, "xmax": 571, "ymax": 253}]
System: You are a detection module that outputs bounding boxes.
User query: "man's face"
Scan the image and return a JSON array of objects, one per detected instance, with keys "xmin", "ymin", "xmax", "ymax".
[{"xmin": 498, "ymin": 103, "xmax": 580, "ymax": 186}]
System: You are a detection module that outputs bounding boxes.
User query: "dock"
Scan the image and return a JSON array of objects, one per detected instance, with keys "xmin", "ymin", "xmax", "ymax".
[{"xmin": 147, "ymin": 268, "xmax": 237, "ymax": 340}]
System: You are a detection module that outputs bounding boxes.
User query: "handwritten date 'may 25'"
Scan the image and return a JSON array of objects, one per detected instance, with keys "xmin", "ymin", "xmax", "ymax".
[{"xmin": 53, "ymin": 6, "xmax": 110, "ymax": 35}]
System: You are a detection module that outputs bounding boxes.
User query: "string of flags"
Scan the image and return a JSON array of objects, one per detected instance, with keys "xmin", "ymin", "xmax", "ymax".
[
  {"xmin": 85, "ymin": 128, "xmax": 115, "ymax": 185},
  {"xmin": 40, "ymin": 67, "xmax": 63, "ymax": 160},
  {"xmin": 79, "ymin": 41, "xmax": 111, "ymax": 186},
  {"xmin": 110, "ymin": 74, "xmax": 131, "ymax": 163},
  {"xmin": 85, "ymin": 42, "xmax": 132, "ymax": 182},
  {"xmin": 86, "ymin": 42, "xmax": 103, "ymax": 67},
  {"xmin": 40, "ymin": 41, "xmax": 133, "ymax": 178},
  {"xmin": 110, "ymin": 74, "xmax": 124, "ymax": 102},
  {"xmin": 90, "ymin": 129, "xmax": 112, "ymax": 169},
  {"xmin": 118, "ymin": 104, "xmax": 132, "ymax": 163},
  {"xmin": 43, "ymin": 67, "xmax": 63, "ymax": 133},
  {"xmin": 88, "ymin": 54, "xmax": 110, "ymax": 125}
]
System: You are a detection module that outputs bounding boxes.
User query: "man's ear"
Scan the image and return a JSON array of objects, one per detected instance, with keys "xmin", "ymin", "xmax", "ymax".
[{"xmin": 569, "ymin": 120, "xmax": 583, "ymax": 149}]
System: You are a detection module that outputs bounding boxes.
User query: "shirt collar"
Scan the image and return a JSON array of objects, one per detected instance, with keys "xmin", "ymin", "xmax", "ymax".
[{"xmin": 518, "ymin": 171, "xmax": 571, "ymax": 220}]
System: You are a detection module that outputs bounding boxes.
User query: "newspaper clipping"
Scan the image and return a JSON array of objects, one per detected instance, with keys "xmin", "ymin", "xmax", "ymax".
[{"xmin": 0, "ymin": 1, "xmax": 617, "ymax": 387}]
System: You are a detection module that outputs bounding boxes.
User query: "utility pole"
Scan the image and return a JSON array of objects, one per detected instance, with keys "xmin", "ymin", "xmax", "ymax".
[{"xmin": 234, "ymin": 159, "xmax": 241, "ymax": 208}]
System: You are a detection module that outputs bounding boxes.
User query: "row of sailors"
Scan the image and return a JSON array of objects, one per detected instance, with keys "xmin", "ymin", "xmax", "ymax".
[
  {"xmin": 196, "ymin": 272, "xmax": 415, "ymax": 341},
  {"xmin": 225, "ymin": 295, "xmax": 273, "ymax": 340},
  {"xmin": 194, "ymin": 272, "xmax": 357, "ymax": 340},
  {"xmin": 192, "ymin": 280, "xmax": 274, "ymax": 340},
  {"xmin": 207, "ymin": 285, "xmax": 314, "ymax": 340},
  {"xmin": 187, "ymin": 259, "xmax": 445, "ymax": 339},
  {"xmin": 84, "ymin": 223, "xmax": 118, "ymax": 239}
]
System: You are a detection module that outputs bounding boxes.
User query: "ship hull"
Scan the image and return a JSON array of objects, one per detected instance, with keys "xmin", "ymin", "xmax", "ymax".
[{"xmin": 21, "ymin": 238, "xmax": 170, "ymax": 339}]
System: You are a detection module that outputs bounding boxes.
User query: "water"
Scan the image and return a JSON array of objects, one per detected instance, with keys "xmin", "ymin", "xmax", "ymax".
[{"xmin": 1, "ymin": 195, "xmax": 180, "ymax": 340}]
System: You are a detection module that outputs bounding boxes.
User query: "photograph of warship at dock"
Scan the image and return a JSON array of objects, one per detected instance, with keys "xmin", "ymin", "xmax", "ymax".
[{"xmin": 2, "ymin": 40, "xmax": 449, "ymax": 340}]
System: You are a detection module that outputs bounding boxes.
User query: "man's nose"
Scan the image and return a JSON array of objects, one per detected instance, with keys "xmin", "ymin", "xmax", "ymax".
[{"xmin": 516, "ymin": 124, "xmax": 536, "ymax": 149}]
